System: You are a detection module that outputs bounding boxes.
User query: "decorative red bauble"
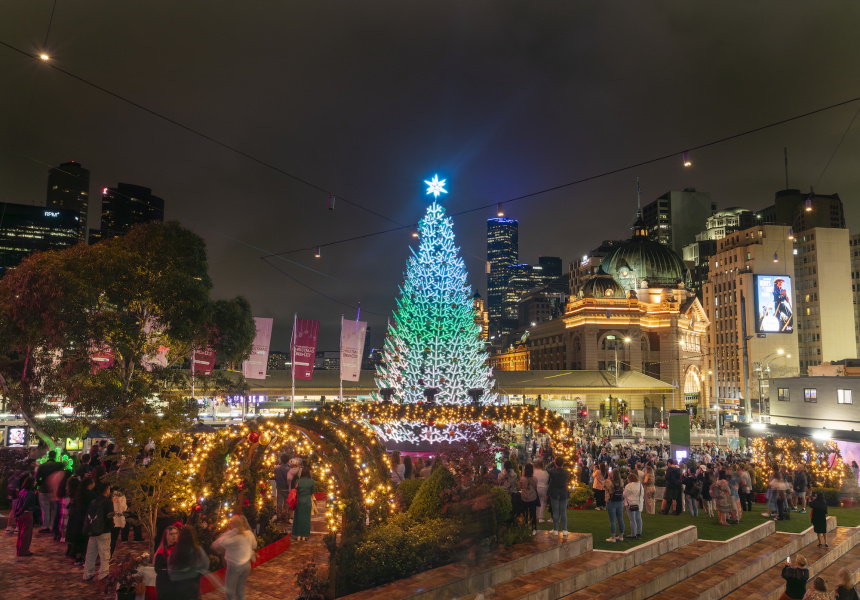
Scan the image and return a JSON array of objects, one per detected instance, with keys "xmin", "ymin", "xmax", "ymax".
[
  {"xmin": 538, "ymin": 427, "xmax": 547, "ymax": 434},
  {"xmin": 563, "ymin": 442, "xmax": 570, "ymax": 448},
  {"xmin": 428, "ymin": 420, "xmax": 435, "ymax": 426},
  {"xmin": 242, "ymin": 499, "xmax": 250, "ymax": 507},
  {"xmin": 417, "ymin": 400, "xmax": 423, "ymax": 405},
  {"xmin": 247, "ymin": 432, "xmax": 260, "ymax": 444},
  {"xmin": 193, "ymin": 504, "xmax": 203, "ymax": 512},
  {"xmin": 369, "ymin": 419, "xmax": 378, "ymax": 425},
  {"xmin": 481, "ymin": 420, "xmax": 492, "ymax": 427},
  {"xmin": 448, "ymin": 431, "xmax": 455, "ymax": 436},
  {"xmin": 418, "ymin": 379, "xmax": 424, "ymax": 385},
  {"xmin": 386, "ymin": 428, "xmax": 392, "ymax": 434}
]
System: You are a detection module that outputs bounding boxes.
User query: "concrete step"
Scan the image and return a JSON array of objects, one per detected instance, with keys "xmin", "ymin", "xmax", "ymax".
[
  {"xmin": 461, "ymin": 526, "xmax": 702, "ymax": 600},
  {"xmin": 341, "ymin": 532, "xmax": 592, "ymax": 600},
  {"xmin": 723, "ymin": 525, "xmax": 860, "ymax": 600},
  {"xmin": 646, "ymin": 517, "xmax": 838, "ymax": 600}
]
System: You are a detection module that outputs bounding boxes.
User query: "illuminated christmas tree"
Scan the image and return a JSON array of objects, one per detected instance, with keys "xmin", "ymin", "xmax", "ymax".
[{"xmin": 376, "ymin": 176, "xmax": 494, "ymax": 405}]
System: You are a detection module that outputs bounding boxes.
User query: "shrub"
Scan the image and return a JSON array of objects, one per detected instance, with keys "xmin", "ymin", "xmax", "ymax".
[
  {"xmin": 656, "ymin": 468, "xmax": 666, "ymax": 478},
  {"xmin": 568, "ymin": 484, "xmax": 593, "ymax": 508},
  {"xmin": 685, "ymin": 460, "xmax": 697, "ymax": 473},
  {"xmin": 500, "ymin": 520, "xmax": 534, "ymax": 546},
  {"xmin": 489, "ymin": 485, "xmax": 513, "ymax": 524},
  {"xmin": 396, "ymin": 479, "xmax": 424, "ymax": 511},
  {"xmin": 616, "ymin": 458, "xmax": 627, "ymax": 467},
  {"xmin": 656, "ymin": 461, "xmax": 666, "ymax": 469},
  {"xmin": 655, "ymin": 476, "xmax": 667, "ymax": 487},
  {"xmin": 618, "ymin": 468, "xmax": 629, "ymax": 480},
  {"xmin": 408, "ymin": 465, "xmax": 455, "ymax": 522},
  {"xmin": 348, "ymin": 514, "xmax": 462, "ymax": 589},
  {"xmin": 816, "ymin": 487, "xmax": 841, "ymax": 506}
]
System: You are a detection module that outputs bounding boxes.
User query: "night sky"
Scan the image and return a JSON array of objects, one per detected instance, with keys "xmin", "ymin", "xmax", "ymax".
[{"xmin": 1, "ymin": 2, "xmax": 858, "ymax": 350}]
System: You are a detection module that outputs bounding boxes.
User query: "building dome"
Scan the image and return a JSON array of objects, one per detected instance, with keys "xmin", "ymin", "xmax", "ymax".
[
  {"xmin": 578, "ymin": 267, "xmax": 625, "ymax": 299},
  {"xmin": 601, "ymin": 235, "xmax": 690, "ymax": 290}
]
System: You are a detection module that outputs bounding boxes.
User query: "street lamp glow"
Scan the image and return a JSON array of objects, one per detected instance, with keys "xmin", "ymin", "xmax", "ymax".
[
  {"xmin": 812, "ymin": 429, "xmax": 830, "ymax": 441},
  {"xmin": 624, "ymin": 337, "xmax": 631, "ymax": 343},
  {"xmin": 777, "ymin": 349, "xmax": 784, "ymax": 355},
  {"xmin": 751, "ymin": 423, "xmax": 766, "ymax": 430},
  {"xmin": 39, "ymin": 52, "xmax": 50, "ymax": 61}
]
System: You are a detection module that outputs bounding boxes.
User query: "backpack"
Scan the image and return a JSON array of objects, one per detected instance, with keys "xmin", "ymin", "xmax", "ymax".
[
  {"xmin": 83, "ymin": 497, "xmax": 107, "ymax": 536},
  {"xmin": 286, "ymin": 488, "xmax": 298, "ymax": 511},
  {"xmin": 691, "ymin": 480, "xmax": 703, "ymax": 499}
]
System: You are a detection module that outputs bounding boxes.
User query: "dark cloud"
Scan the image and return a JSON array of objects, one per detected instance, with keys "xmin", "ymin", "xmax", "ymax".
[{"xmin": 0, "ymin": 1, "xmax": 858, "ymax": 350}]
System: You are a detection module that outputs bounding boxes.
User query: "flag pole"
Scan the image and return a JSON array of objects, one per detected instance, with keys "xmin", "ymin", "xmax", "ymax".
[
  {"xmin": 339, "ymin": 315, "xmax": 344, "ymax": 404},
  {"xmin": 291, "ymin": 313, "xmax": 296, "ymax": 413}
]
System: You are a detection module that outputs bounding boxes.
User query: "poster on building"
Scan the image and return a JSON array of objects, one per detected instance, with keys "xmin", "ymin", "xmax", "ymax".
[
  {"xmin": 191, "ymin": 347, "xmax": 217, "ymax": 376},
  {"xmin": 242, "ymin": 317, "xmax": 273, "ymax": 380},
  {"xmin": 340, "ymin": 318, "xmax": 367, "ymax": 382},
  {"xmin": 754, "ymin": 275, "xmax": 793, "ymax": 333},
  {"xmin": 292, "ymin": 318, "xmax": 320, "ymax": 380}
]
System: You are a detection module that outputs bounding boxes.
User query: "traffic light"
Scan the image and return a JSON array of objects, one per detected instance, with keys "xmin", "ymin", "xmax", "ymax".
[
  {"xmin": 660, "ymin": 421, "xmax": 667, "ymax": 429},
  {"xmin": 623, "ymin": 416, "xmax": 628, "ymax": 423}
]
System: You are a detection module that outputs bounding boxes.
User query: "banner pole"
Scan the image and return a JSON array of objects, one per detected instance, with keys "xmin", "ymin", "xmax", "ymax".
[
  {"xmin": 291, "ymin": 313, "xmax": 296, "ymax": 413},
  {"xmin": 340, "ymin": 315, "xmax": 344, "ymax": 403}
]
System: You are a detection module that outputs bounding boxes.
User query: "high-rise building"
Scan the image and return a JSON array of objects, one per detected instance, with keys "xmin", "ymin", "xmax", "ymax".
[
  {"xmin": 89, "ymin": 183, "xmax": 164, "ymax": 243},
  {"xmin": 537, "ymin": 256, "xmax": 562, "ymax": 279},
  {"xmin": 702, "ymin": 225, "xmax": 801, "ymax": 421},
  {"xmin": 0, "ymin": 203, "xmax": 80, "ymax": 273},
  {"xmin": 472, "ymin": 292, "xmax": 489, "ymax": 342},
  {"xmin": 683, "ymin": 208, "xmax": 757, "ymax": 295},
  {"xmin": 487, "ymin": 217, "xmax": 518, "ymax": 337},
  {"xmin": 852, "ymin": 234, "xmax": 860, "ymax": 359},
  {"xmin": 793, "ymin": 227, "xmax": 856, "ymax": 371},
  {"xmin": 641, "ymin": 188, "xmax": 716, "ymax": 255},
  {"xmin": 46, "ymin": 161, "xmax": 90, "ymax": 241},
  {"xmin": 757, "ymin": 189, "xmax": 846, "ymax": 232},
  {"xmin": 570, "ymin": 240, "xmax": 623, "ymax": 297}
]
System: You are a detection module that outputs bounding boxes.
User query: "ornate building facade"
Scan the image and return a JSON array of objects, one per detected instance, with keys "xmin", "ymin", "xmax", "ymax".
[{"xmin": 522, "ymin": 215, "xmax": 709, "ymax": 424}]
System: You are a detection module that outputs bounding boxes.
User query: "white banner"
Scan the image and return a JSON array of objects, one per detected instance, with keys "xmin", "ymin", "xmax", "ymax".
[
  {"xmin": 243, "ymin": 317, "xmax": 273, "ymax": 380},
  {"xmin": 340, "ymin": 318, "xmax": 367, "ymax": 382}
]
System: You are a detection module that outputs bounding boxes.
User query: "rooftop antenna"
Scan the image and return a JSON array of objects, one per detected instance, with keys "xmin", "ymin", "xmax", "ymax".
[
  {"xmin": 636, "ymin": 177, "xmax": 642, "ymax": 216},
  {"xmin": 784, "ymin": 147, "xmax": 789, "ymax": 190}
]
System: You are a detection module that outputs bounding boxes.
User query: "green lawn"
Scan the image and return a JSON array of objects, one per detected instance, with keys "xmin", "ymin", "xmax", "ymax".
[{"xmin": 536, "ymin": 504, "xmax": 860, "ymax": 551}]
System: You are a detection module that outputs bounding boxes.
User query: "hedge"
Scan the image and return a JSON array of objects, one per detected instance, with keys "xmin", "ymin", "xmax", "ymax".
[
  {"xmin": 396, "ymin": 479, "xmax": 424, "ymax": 511},
  {"xmin": 408, "ymin": 465, "xmax": 455, "ymax": 522}
]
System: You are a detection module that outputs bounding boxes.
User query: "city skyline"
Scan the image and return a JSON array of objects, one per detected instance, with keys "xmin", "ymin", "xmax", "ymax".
[{"xmin": 2, "ymin": 3, "xmax": 859, "ymax": 348}]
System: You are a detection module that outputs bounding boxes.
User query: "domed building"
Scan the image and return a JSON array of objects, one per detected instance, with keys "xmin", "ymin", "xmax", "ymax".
[{"xmin": 522, "ymin": 212, "xmax": 709, "ymax": 426}]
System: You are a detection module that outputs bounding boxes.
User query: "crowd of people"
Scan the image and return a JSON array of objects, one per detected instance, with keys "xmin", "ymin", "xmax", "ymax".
[
  {"xmin": 782, "ymin": 556, "xmax": 860, "ymax": 600},
  {"xmin": 5, "ymin": 442, "xmax": 316, "ymax": 600}
]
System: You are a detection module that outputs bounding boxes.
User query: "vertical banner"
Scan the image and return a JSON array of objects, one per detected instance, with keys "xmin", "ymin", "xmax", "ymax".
[
  {"xmin": 90, "ymin": 342, "xmax": 114, "ymax": 374},
  {"xmin": 291, "ymin": 318, "xmax": 320, "ymax": 380},
  {"xmin": 143, "ymin": 319, "xmax": 169, "ymax": 371},
  {"xmin": 243, "ymin": 317, "xmax": 273, "ymax": 380},
  {"xmin": 191, "ymin": 347, "xmax": 217, "ymax": 376},
  {"xmin": 340, "ymin": 318, "xmax": 367, "ymax": 382}
]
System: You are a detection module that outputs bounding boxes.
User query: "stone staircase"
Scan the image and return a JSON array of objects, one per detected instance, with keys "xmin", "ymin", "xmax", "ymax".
[{"xmin": 341, "ymin": 516, "xmax": 859, "ymax": 600}]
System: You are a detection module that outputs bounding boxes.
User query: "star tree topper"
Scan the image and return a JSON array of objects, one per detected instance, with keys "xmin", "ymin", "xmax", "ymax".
[{"xmin": 424, "ymin": 174, "xmax": 447, "ymax": 199}]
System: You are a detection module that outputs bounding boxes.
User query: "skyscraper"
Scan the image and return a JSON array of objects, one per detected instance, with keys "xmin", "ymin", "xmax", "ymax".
[
  {"xmin": 0, "ymin": 203, "xmax": 80, "ymax": 273},
  {"xmin": 641, "ymin": 189, "xmax": 716, "ymax": 255},
  {"xmin": 46, "ymin": 161, "xmax": 90, "ymax": 240},
  {"xmin": 487, "ymin": 217, "xmax": 518, "ymax": 337},
  {"xmin": 89, "ymin": 183, "xmax": 165, "ymax": 243}
]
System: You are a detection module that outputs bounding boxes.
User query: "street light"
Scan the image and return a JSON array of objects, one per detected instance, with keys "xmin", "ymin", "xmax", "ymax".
[{"xmin": 755, "ymin": 350, "xmax": 790, "ymax": 418}]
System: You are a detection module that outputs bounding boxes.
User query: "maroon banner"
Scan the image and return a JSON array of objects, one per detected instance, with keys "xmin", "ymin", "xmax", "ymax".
[
  {"xmin": 90, "ymin": 342, "xmax": 114, "ymax": 374},
  {"xmin": 191, "ymin": 347, "xmax": 216, "ymax": 376},
  {"xmin": 291, "ymin": 318, "xmax": 320, "ymax": 380}
]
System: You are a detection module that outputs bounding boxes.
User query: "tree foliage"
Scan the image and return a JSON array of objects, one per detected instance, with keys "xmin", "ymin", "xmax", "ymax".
[{"xmin": 0, "ymin": 221, "xmax": 255, "ymax": 446}]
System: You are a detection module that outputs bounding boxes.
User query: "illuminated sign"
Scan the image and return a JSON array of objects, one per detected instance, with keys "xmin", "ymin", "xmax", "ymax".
[
  {"xmin": 6, "ymin": 426, "xmax": 27, "ymax": 447},
  {"xmin": 754, "ymin": 274, "xmax": 793, "ymax": 333},
  {"xmin": 44, "ymin": 211, "xmax": 60, "ymax": 217}
]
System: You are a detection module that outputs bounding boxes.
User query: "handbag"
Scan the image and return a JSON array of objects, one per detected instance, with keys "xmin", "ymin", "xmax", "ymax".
[{"xmin": 286, "ymin": 488, "xmax": 298, "ymax": 511}]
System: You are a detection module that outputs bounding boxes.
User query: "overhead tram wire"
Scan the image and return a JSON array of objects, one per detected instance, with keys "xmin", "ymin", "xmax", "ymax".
[
  {"xmin": 0, "ymin": 38, "xmax": 403, "ymax": 229},
  {"xmin": 814, "ymin": 102, "xmax": 860, "ymax": 189},
  {"xmin": 261, "ymin": 93, "xmax": 860, "ymax": 259},
  {"xmin": 4, "ymin": 38, "xmax": 858, "ymax": 260}
]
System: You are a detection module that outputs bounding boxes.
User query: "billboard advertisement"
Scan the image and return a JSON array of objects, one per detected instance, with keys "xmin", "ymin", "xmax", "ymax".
[{"xmin": 754, "ymin": 274, "xmax": 793, "ymax": 333}]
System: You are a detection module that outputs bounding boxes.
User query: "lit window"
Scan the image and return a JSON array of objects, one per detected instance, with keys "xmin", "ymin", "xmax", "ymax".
[
  {"xmin": 838, "ymin": 390, "xmax": 853, "ymax": 405},
  {"xmin": 777, "ymin": 388, "xmax": 790, "ymax": 402},
  {"xmin": 804, "ymin": 388, "xmax": 817, "ymax": 403}
]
